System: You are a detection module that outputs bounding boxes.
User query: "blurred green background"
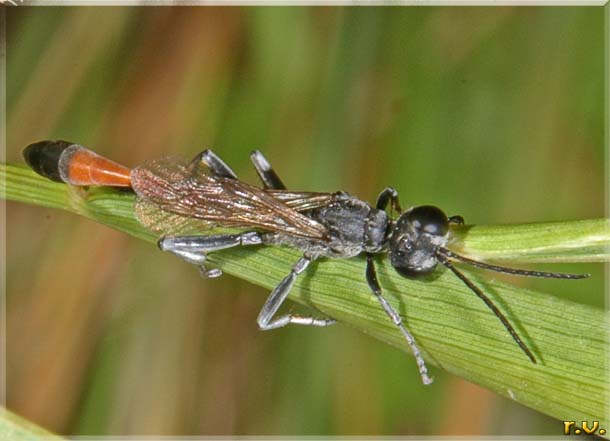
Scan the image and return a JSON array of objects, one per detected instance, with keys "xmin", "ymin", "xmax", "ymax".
[{"xmin": 5, "ymin": 6, "xmax": 606, "ymax": 437}]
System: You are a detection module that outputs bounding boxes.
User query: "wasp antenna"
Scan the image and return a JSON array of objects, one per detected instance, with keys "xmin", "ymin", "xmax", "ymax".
[
  {"xmin": 438, "ymin": 248, "xmax": 589, "ymax": 280},
  {"xmin": 437, "ymin": 255, "xmax": 537, "ymax": 364}
]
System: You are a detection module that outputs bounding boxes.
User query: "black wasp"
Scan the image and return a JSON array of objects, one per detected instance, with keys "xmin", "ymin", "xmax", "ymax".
[{"xmin": 23, "ymin": 140, "xmax": 590, "ymax": 385}]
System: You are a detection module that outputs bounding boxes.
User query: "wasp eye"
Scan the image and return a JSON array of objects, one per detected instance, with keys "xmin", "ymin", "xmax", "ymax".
[{"xmin": 407, "ymin": 205, "xmax": 449, "ymax": 237}]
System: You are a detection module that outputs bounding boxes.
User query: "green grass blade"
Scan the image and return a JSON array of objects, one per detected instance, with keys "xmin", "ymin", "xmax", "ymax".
[
  {"xmin": 451, "ymin": 221, "xmax": 610, "ymax": 263},
  {"xmin": 0, "ymin": 407, "xmax": 64, "ymax": 441},
  {"xmin": 3, "ymin": 163, "xmax": 609, "ymax": 428}
]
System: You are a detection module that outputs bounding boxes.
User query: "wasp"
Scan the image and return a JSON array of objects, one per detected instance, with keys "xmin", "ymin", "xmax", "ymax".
[{"xmin": 23, "ymin": 140, "xmax": 589, "ymax": 384}]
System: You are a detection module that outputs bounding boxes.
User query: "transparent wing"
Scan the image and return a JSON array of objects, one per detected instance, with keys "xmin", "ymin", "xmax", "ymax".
[
  {"xmin": 266, "ymin": 190, "xmax": 337, "ymax": 212},
  {"xmin": 135, "ymin": 199, "xmax": 216, "ymax": 236},
  {"xmin": 130, "ymin": 156, "xmax": 328, "ymax": 239}
]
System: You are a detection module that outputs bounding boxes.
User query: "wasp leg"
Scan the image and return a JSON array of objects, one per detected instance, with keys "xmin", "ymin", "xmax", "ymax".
[
  {"xmin": 159, "ymin": 231, "xmax": 263, "ymax": 252},
  {"xmin": 365, "ymin": 254, "xmax": 433, "ymax": 385},
  {"xmin": 165, "ymin": 250, "xmax": 222, "ymax": 279},
  {"xmin": 190, "ymin": 149, "xmax": 238, "ymax": 179},
  {"xmin": 376, "ymin": 187, "xmax": 402, "ymax": 213},
  {"xmin": 158, "ymin": 231, "xmax": 263, "ymax": 278},
  {"xmin": 448, "ymin": 215, "xmax": 465, "ymax": 225},
  {"xmin": 250, "ymin": 150, "xmax": 286, "ymax": 190},
  {"xmin": 257, "ymin": 255, "xmax": 336, "ymax": 330}
]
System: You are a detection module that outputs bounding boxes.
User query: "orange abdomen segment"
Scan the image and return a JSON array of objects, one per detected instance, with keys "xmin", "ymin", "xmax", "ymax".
[
  {"xmin": 23, "ymin": 140, "xmax": 131, "ymax": 187},
  {"xmin": 60, "ymin": 145, "xmax": 131, "ymax": 187}
]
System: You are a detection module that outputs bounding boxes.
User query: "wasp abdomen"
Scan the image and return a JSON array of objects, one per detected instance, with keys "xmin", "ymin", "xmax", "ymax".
[{"xmin": 23, "ymin": 140, "xmax": 131, "ymax": 187}]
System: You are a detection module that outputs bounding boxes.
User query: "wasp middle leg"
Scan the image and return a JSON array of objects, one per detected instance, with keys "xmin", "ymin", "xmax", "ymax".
[
  {"xmin": 257, "ymin": 254, "xmax": 336, "ymax": 330},
  {"xmin": 250, "ymin": 150, "xmax": 286, "ymax": 190}
]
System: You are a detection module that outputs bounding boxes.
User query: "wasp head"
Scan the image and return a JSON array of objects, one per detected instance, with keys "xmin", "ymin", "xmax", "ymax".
[{"xmin": 388, "ymin": 205, "xmax": 450, "ymax": 277}]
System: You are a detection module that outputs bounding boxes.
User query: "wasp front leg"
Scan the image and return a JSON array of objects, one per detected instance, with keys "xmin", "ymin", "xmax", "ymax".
[
  {"xmin": 448, "ymin": 215, "xmax": 465, "ymax": 225},
  {"xmin": 376, "ymin": 187, "xmax": 403, "ymax": 214},
  {"xmin": 365, "ymin": 253, "xmax": 433, "ymax": 385}
]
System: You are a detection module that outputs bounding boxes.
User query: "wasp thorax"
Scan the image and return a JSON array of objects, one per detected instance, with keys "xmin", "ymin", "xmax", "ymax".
[{"xmin": 389, "ymin": 205, "xmax": 450, "ymax": 276}]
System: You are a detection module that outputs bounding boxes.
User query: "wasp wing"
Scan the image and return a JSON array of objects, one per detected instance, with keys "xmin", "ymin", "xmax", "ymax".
[
  {"xmin": 134, "ymin": 199, "xmax": 218, "ymax": 236},
  {"xmin": 130, "ymin": 156, "xmax": 328, "ymax": 239},
  {"xmin": 265, "ymin": 190, "xmax": 338, "ymax": 212},
  {"xmin": 133, "ymin": 157, "xmax": 218, "ymax": 235}
]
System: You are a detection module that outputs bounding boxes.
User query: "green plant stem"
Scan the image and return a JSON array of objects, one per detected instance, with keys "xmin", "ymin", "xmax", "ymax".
[
  {"xmin": 0, "ymin": 407, "xmax": 64, "ymax": 441},
  {"xmin": 3, "ymin": 163, "xmax": 609, "ymax": 429}
]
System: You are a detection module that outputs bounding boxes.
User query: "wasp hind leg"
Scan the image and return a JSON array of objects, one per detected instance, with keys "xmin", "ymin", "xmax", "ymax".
[
  {"xmin": 190, "ymin": 149, "xmax": 238, "ymax": 179},
  {"xmin": 163, "ymin": 250, "xmax": 221, "ymax": 279},
  {"xmin": 158, "ymin": 231, "xmax": 263, "ymax": 278},
  {"xmin": 257, "ymin": 255, "xmax": 336, "ymax": 330}
]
